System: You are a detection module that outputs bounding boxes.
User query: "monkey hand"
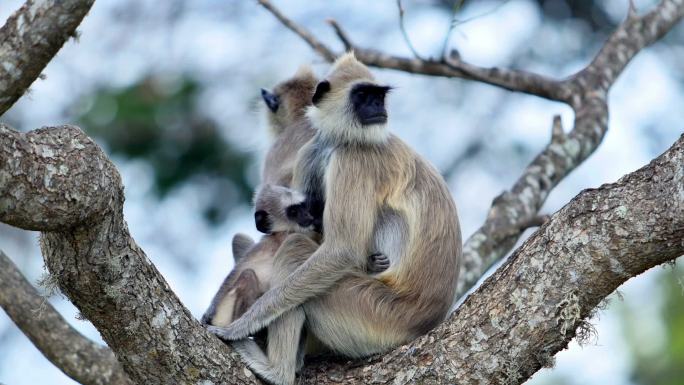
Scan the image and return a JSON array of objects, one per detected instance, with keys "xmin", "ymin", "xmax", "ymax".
[
  {"xmin": 206, "ymin": 303, "xmax": 275, "ymax": 341},
  {"xmin": 207, "ymin": 320, "xmax": 252, "ymax": 341},
  {"xmin": 367, "ymin": 252, "xmax": 390, "ymax": 274}
]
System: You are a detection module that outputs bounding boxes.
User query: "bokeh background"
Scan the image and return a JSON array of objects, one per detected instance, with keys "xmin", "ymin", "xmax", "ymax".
[{"xmin": 1, "ymin": 0, "xmax": 683, "ymax": 384}]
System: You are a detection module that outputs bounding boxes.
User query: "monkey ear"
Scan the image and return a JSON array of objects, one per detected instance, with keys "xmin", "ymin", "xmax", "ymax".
[
  {"xmin": 232, "ymin": 233, "xmax": 255, "ymax": 262},
  {"xmin": 312, "ymin": 80, "xmax": 331, "ymax": 105},
  {"xmin": 261, "ymin": 88, "xmax": 280, "ymax": 113}
]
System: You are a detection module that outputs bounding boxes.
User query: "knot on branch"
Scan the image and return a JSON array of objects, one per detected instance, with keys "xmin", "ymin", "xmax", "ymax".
[{"xmin": 0, "ymin": 124, "xmax": 122, "ymax": 231}]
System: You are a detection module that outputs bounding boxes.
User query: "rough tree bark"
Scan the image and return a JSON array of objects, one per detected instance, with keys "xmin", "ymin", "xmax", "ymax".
[
  {"xmin": 0, "ymin": 0, "xmax": 683, "ymax": 384},
  {"xmin": 0, "ymin": 250, "xmax": 132, "ymax": 385},
  {"xmin": 0, "ymin": 0, "xmax": 95, "ymax": 115}
]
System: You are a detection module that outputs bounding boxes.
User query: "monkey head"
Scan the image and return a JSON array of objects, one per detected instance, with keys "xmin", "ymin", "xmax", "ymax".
[
  {"xmin": 307, "ymin": 52, "xmax": 392, "ymax": 144},
  {"xmin": 253, "ymin": 184, "xmax": 314, "ymax": 234},
  {"xmin": 261, "ymin": 65, "xmax": 318, "ymax": 135}
]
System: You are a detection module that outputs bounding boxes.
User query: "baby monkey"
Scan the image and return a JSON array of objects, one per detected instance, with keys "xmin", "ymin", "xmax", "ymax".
[{"xmin": 202, "ymin": 187, "xmax": 388, "ymax": 327}]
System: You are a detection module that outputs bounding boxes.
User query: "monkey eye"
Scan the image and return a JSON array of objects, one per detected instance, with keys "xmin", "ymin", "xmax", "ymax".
[{"xmin": 286, "ymin": 206, "xmax": 298, "ymax": 217}]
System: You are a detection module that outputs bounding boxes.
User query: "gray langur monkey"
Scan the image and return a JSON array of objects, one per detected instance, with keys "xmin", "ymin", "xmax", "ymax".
[
  {"xmin": 254, "ymin": 65, "xmax": 319, "ymax": 234},
  {"xmin": 208, "ymin": 53, "xmax": 462, "ymax": 385}
]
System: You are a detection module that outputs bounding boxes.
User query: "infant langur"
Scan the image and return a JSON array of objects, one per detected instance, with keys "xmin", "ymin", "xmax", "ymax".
[{"xmin": 201, "ymin": 68, "xmax": 388, "ymax": 328}]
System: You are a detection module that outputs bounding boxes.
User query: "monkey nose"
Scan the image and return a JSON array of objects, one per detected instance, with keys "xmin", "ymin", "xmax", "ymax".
[{"xmin": 254, "ymin": 210, "xmax": 271, "ymax": 233}]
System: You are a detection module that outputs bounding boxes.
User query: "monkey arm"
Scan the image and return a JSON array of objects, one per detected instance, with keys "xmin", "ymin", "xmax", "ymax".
[
  {"xmin": 208, "ymin": 238, "xmax": 355, "ymax": 340},
  {"xmin": 208, "ymin": 154, "xmax": 378, "ymax": 341}
]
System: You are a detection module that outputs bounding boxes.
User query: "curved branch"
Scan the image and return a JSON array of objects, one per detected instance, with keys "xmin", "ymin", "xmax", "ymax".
[
  {"xmin": 0, "ymin": 0, "xmax": 95, "ymax": 116},
  {"xmin": 0, "ymin": 250, "xmax": 132, "ymax": 385},
  {"xmin": 0, "ymin": 124, "xmax": 257, "ymax": 384},
  {"xmin": 0, "ymin": 124, "xmax": 119, "ymax": 231},
  {"xmin": 457, "ymin": 0, "xmax": 684, "ymax": 295},
  {"xmin": 256, "ymin": 0, "xmax": 566, "ymax": 102}
]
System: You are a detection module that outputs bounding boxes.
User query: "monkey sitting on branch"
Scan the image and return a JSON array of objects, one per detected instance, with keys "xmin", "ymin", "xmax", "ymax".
[{"xmin": 208, "ymin": 53, "xmax": 462, "ymax": 385}]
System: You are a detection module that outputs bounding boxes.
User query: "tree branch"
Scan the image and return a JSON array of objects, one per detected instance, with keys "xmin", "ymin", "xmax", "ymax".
[
  {"xmin": 0, "ymin": 0, "xmax": 95, "ymax": 116},
  {"xmin": 256, "ymin": 0, "xmax": 567, "ymax": 102},
  {"xmin": 457, "ymin": 0, "xmax": 684, "ymax": 296},
  {"xmin": 0, "ymin": 124, "xmax": 258, "ymax": 384},
  {"xmin": 0, "ymin": 250, "xmax": 133, "ymax": 385}
]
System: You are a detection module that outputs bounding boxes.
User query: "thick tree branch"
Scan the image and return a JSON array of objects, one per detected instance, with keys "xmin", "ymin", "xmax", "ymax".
[
  {"xmin": 0, "ymin": 124, "xmax": 258, "ymax": 384},
  {"xmin": 0, "ymin": 124, "xmax": 120, "ymax": 231},
  {"xmin": 0, "ymin": 250, "xmax": 132, "ymax": 385},
  {"xmin": 298, "ymin": 134, "xmax": 684, "ymax": 384},
  {"xmin": 0, "ymin": 0, "xmax": 95, "ymax": 116}
]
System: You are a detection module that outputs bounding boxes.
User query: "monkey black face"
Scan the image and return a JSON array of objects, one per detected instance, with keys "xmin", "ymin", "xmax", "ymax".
[
  {"xmin": 351, "ymin": 83, "xmax": 391, "ymax": 126},
  {"xmin": 261, "ymin": 88, "xmax": 280, "ymax": 113},
  {"xmin": 254, "ymin": 210, "xmax": 271, "ymax": 233},
  {"xmin": 286, "ymin": 203, "xmax": 314, "ymax": 228}
]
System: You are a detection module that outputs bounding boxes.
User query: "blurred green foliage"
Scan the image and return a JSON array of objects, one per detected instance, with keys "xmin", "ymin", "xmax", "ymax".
[
  {"xmin": 75, "ymin": 75, "xmax": 253, "ymax": 223},
  {"xmin": 626, "ymin": 265, "xmax": 684, "ymax": 385}
]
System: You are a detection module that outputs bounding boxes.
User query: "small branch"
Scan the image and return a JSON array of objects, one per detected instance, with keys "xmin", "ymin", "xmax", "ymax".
[
  {"xmin": 326, "ymin": 19, "xmax": 353, "ymax": 51},
  {"xmin": 396, "ymin": 0, "xmax": 424, "ymax": 60},
  {"xmin": 0, "ymin": 250, "xmax": 133, "ymax": 385},
  {"xmin": 456, "ymin": 0, "xmax": 684, "ymax": 296},
  {"xmin": 256, "ymin": 0, "xmax": 569, "ymax": 102},
  {"xmin": 256, "ymin": 0, "xmax": 335, "ymax": 61},
  {"xmin": 0, "ymin": 0, "xmax": 95, "ymax": 116},
  {"xmin": 439, "ymin": 0, "xmax": 465, "ymax": 59}
]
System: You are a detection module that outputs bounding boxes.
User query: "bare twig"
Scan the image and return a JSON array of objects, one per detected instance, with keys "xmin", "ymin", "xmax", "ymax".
[
  {"xmin": 0, "ymin": 250, "xmax": 133, "ymax": 385},
  {"xmin": 255, "ymin": 0, "xmax": 569, "ymax": 102},
  {"xmin": 326, "ymin": 19, "xmax": 353, "ymax": 51},
  {"xmin": 396, "ymin": 0, "xmax": 424, "ymax": 60},
  {"xmin": 256, "ymin": 0, "xmax": 335, "ymax": 61}
]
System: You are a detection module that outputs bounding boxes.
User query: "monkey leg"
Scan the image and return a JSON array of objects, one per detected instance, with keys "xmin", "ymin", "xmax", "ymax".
[
  {"xmin": 202, "ymin": 268, "xmax": 261, "ymax": 328},
  {"xmin": 232, "ymin": 233, "xmax": 319, "ymax": 385},
  {"xmin": 231, "ymin": 308, "xmax": 305, "ymax": 385}
]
